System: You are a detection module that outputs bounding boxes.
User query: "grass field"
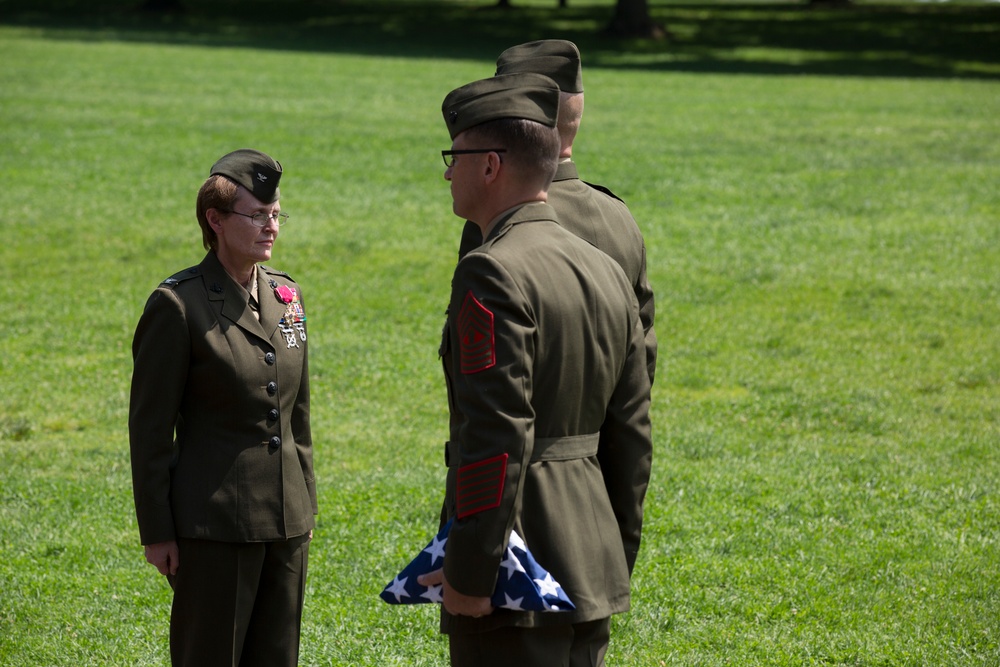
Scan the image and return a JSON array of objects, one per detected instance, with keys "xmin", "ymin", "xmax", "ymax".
[{"xmin": 1, "ymin": 0, "xmax": 998, "ymax": 664}]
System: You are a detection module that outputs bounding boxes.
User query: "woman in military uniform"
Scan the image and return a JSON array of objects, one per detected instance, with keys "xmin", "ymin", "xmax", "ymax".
[{"xmin": 129, "ymin": 149, "xmax": 316, "ymax": 666}]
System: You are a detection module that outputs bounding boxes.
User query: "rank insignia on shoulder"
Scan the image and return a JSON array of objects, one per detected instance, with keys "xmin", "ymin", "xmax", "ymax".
[
  {"xmin": 262, "ymin": 265, "xmax": 292, "ymax": 280},
  {"xmin": 159, "ymin": 267, "xmax": 200, "ymax": 289},
  {"xmin": 458, "ymin": 291, "xmax": 495, "ymax": 374}
]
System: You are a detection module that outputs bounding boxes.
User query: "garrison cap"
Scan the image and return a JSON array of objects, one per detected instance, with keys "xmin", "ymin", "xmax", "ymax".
[
  {"xmin": 210, "ymin": 148, "xmax": 282, "ymax": 204},
  {"xmin": 442, "ymin": 73, "xmax": 560, "ymax": 140},
  {"xmin": 495, "ymin": 40, "xmax": 583, "ymax": 94}
]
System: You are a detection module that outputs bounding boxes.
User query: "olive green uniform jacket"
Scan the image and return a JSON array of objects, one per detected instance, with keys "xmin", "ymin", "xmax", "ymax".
[
  {"xmin": 439, "ymin": 202, "xmax": 653, "ymax": 634},
  {"xmin": 460, "ymin": 159, "xmax": 657, "ymax": 385},
  {"xmin": 129, "ymin": 251, "xmax": 317, "ymax": 545}
]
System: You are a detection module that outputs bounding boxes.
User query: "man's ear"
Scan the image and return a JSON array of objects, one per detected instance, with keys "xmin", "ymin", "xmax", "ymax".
[{"xmin": 483, "ymin": 151, "xmax": 503, "ymax": 185}]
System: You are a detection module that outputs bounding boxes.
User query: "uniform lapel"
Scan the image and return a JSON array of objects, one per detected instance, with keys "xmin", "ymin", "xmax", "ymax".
[
  {"xmin": 200, "ymin": 253, "xmax": 271, "ymax": 343},
  {"xmin": 257, "ymin": 273, "xmax": 284, "ymax": 340}
]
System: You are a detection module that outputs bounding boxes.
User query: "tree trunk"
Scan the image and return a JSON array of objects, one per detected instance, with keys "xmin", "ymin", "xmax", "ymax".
[
  {"xmin": 140, "ymin": 0, "xmax": 184, "ymax": 12},
  {"xmin": 605, "ymin": 0, "xmax": 667, "ymax": 39}
]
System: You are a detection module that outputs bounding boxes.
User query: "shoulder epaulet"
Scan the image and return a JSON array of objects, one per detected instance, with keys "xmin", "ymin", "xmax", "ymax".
[
  {"xmin": 583, "ymin": 180, "xmax": 626, "ymax": 204},
  {"xmin": 260, "ymin": 265, "xmax": 293, "ymax": 281},
  {"xmin": 159, "ymin": 266, "xmax": 201, "ymax": 289}
]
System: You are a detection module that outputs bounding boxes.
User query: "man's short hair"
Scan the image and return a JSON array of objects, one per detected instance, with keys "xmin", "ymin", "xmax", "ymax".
[{"xmin": 465, "ymin": 118, "xmax": 560, "ymax": 188}]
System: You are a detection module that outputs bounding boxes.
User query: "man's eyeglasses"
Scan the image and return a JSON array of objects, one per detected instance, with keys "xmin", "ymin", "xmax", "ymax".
[
  {"xmin": 442, "ymin": 148, "xmax": 506, "ymax": 168},
  {"xmin": 225, "ymin": 210, "xmax": 290, "ymax": 227}
]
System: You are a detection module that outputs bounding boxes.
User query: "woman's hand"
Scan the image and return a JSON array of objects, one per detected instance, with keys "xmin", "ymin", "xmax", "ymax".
[{"xmin": 144, "ymin": 540, "xmax": 179, "ymax": 576}]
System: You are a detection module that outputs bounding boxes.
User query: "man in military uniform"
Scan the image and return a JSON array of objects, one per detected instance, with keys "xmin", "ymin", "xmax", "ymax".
[
  {"xmin": 419, "ymin": 73, "xmax": 653, "ymax": 666},
  {"xmin": 458, "ymin": 39, "xmax": 657, "ymax": 386},
  {"xmin": 129, "ymin": 149, "xmax": 316, "ymax": 666}
]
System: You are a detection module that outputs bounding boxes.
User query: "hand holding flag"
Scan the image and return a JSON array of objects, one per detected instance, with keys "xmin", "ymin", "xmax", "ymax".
[
  {"xmin": 380, "ymin": 518, "xmax": 574, "ymax": 612},
  {"xmin": 416, "ymin": 569, "xmax": 494, "ymax": 617}
]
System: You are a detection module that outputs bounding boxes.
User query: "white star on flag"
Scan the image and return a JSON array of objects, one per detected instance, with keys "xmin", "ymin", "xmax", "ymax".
[
  {"xmin": 503, "ymin": 593, "xmax": 525, "ymax": 610},
  {"xmin": 534, "ymin": 573, "xmax": 561, "ymax": 598},
  {"xmin": 386, "ymin": 576, "xmax": 410, "ymax": 603},
  {"xmin": 423, "ymin": 534, "xmax": 447, "ymax": 565},
  {"xmin": 421, "ymin": 585, "xmax": 444, "ymax": 603},
  {"xmin": 500, "ymin": 552, "xmax": 526, "ymax": 579},
  {"xmin": 507, "ymin": 531, "xmax": 527, "ymax": 551}
]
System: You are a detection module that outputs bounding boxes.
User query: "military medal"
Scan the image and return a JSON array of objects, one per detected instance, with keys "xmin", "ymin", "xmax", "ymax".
[{"xmin": 275, "ymin": 284, "xmax": 307, "ymax": 348}]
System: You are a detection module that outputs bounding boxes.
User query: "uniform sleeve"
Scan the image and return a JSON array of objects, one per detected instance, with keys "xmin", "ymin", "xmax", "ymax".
[
  {"xmin": 443, "ymin": 253, "xmax": 535, "ymax": 597},
  {"xmin": 636, "ymin": 241, "xmax": 658, "ymax": 387},
  {"xmin": 598, "ymin": 297, "xmax": 653, "ymax": 575},
  {"xmin": 128, "ymin": 288, "xmax": 190, "ymax": 545}
]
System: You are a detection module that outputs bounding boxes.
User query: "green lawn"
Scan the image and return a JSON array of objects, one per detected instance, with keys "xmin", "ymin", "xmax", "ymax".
[{"xmin": 1, "ymin": 1, "xmax": 998, "ymax": 665}]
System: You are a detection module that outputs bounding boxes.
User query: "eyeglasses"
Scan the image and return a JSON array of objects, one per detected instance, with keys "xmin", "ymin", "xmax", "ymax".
[
  {"xmin": 224, "ymin": 210, "xmax": 290, "ymax": 227},
  {"xmin": 442, "ymin": 148, "xmax": 506, "ymax": 168}
]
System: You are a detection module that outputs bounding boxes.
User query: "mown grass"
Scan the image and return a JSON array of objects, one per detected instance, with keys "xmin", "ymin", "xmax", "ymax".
[{"xmin": 1, "ymin": 1, "xmax": 998, "ymax": 665}]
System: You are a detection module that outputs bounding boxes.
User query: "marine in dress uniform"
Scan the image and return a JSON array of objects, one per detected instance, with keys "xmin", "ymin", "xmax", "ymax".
[
  {"xmin": 426, "ymin": 74, "xmax": 653, "ymax": 667},
  {"xmin": 458, "ymin": 39, "xmax": 658, "ymax": 386},
  {"xmin": 129, "ymin": 149, "xmax": 316, "ymax": 667}
]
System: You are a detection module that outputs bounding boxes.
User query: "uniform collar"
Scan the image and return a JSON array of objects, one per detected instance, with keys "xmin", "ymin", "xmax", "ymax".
[
  {"xmin": 199, "ymin": 252, "xmax": 273, "ymax": 342},
  {"xmin": 484, "ymin": 201, "xmax": 558, "ymax": 243},
  {"xmin": 553, "ymin": 159, "xmax": 578, "ymax": 182}
]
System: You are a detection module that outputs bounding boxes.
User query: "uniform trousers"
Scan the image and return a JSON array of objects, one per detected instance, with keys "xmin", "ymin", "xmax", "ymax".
[
  {"xmin": 168, "ymin": 534, "xmax": 310, "ymax": 667},
  {"xmin": 449, "ymin": 617, "xmax": 611, "ymax": 667}
]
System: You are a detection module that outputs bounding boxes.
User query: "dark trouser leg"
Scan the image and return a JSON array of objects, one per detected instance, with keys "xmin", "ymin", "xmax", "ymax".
[
  {"xmin": 168, "ymin": 536, "xmax": 309, "ymax": 667},
  {"xmin": 240, "ymin": 534, "xmax": 310, "ymax": 667},
  {"xmin": 568, "ymin": 618, "xmax": 611, "ymax": 667},
  {"xmin": 449, "ymin": 617, "xmax": 610, "ymax": 667}
]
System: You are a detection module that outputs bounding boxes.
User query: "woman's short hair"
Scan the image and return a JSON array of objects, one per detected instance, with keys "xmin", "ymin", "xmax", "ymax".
[{"xmin": 195, "ymin": 175, "xmax": 239, "ymax": 251}]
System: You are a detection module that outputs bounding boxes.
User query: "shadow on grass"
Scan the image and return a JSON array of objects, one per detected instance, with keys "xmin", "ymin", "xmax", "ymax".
[{"xmin": 2, "ymin": 0, "xmax": 998, "ymax": 79}]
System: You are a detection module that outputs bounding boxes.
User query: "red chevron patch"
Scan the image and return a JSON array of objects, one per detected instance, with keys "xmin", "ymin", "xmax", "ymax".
[
  {"xmin": 456, "ymin": 453, "xmax": 508, "ymax": 519},
  {"xmin": 458, "ymin": 290, "xmax": 495, "ymax": 374}
]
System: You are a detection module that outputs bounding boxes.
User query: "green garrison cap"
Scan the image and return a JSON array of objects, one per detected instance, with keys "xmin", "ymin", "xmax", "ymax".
[
  {"xmin": 210, "ymin": 149, "xmax": 282, "ymax": 204},
  {"xmin": 495, "ymin": 40, "xmax": 583, "ymax": 94},
  {"xmin": 442, "ymin": 73, "xmax": 560, "ymax": 140}
]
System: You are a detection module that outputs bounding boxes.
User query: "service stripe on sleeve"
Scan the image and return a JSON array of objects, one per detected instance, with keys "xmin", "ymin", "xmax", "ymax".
[{"xmin": 456, "ymin": 453, "xmax": 508, "ymax": 519}]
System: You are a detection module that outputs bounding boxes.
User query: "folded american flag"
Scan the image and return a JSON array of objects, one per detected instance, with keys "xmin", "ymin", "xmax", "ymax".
[{"xmin": 380, "ymin": 518, "xmax": 575, "ymax": 612}]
